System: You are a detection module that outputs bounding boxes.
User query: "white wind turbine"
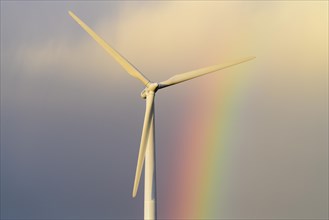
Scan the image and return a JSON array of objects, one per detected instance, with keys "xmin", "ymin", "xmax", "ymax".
[{"xmin": 69, "ymin": 11, "xmax": 254, "ymax": 220}]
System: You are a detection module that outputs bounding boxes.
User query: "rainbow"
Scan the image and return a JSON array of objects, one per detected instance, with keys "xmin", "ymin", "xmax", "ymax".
[{"xmin": 163, "ymin": 63, "xmax": 254, "ymax": 219}]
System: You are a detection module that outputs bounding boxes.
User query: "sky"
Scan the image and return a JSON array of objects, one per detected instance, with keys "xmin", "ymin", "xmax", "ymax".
[{"xmin": 1, "ymin": 1, "xmax": 328, "ymax": 220}]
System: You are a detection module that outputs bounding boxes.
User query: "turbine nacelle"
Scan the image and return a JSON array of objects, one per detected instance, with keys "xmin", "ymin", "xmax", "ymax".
[{"xmin": 141, "ymin": 83, "xmax": 159, "ymax": 99}]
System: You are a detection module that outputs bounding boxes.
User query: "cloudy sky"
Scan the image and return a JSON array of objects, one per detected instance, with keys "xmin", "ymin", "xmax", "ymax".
[{"xmin": 1, "ymin": 1, "xmax": 328, "ymax": 220}]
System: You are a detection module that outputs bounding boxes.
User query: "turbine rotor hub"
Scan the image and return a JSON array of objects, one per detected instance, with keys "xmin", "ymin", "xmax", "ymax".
[{"xmin": 140, "ymin": 83, "xmax": 159, "ymax": 99}]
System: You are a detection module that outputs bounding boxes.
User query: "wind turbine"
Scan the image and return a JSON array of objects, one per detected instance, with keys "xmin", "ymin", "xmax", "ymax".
[{"xmin": 68, "ymin": 11, "xmax": 255, "ymax": 220}]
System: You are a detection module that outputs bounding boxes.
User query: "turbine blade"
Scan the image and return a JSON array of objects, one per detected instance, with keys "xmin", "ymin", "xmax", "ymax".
[
  {"xmin": 132, "ymin": 94, "xmax": 154, "ymax": 198},
  {"xmin": 158, "ymin": 56, "xmax": 255, "ymax": 88},
  {"xmin": 68, "ymin": 11, "xmax": 150, "ymax": 86}
]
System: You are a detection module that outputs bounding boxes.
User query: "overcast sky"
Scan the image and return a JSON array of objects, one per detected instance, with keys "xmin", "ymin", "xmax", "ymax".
[{"xmin": 1, "ymin": 1, "xmax": 328, "ymax": 220}]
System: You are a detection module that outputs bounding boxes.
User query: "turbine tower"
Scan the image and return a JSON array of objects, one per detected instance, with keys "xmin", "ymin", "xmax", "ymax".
[{"xmin": 68, "ymin": 11, "xmax": 255, "ymax": 220}]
